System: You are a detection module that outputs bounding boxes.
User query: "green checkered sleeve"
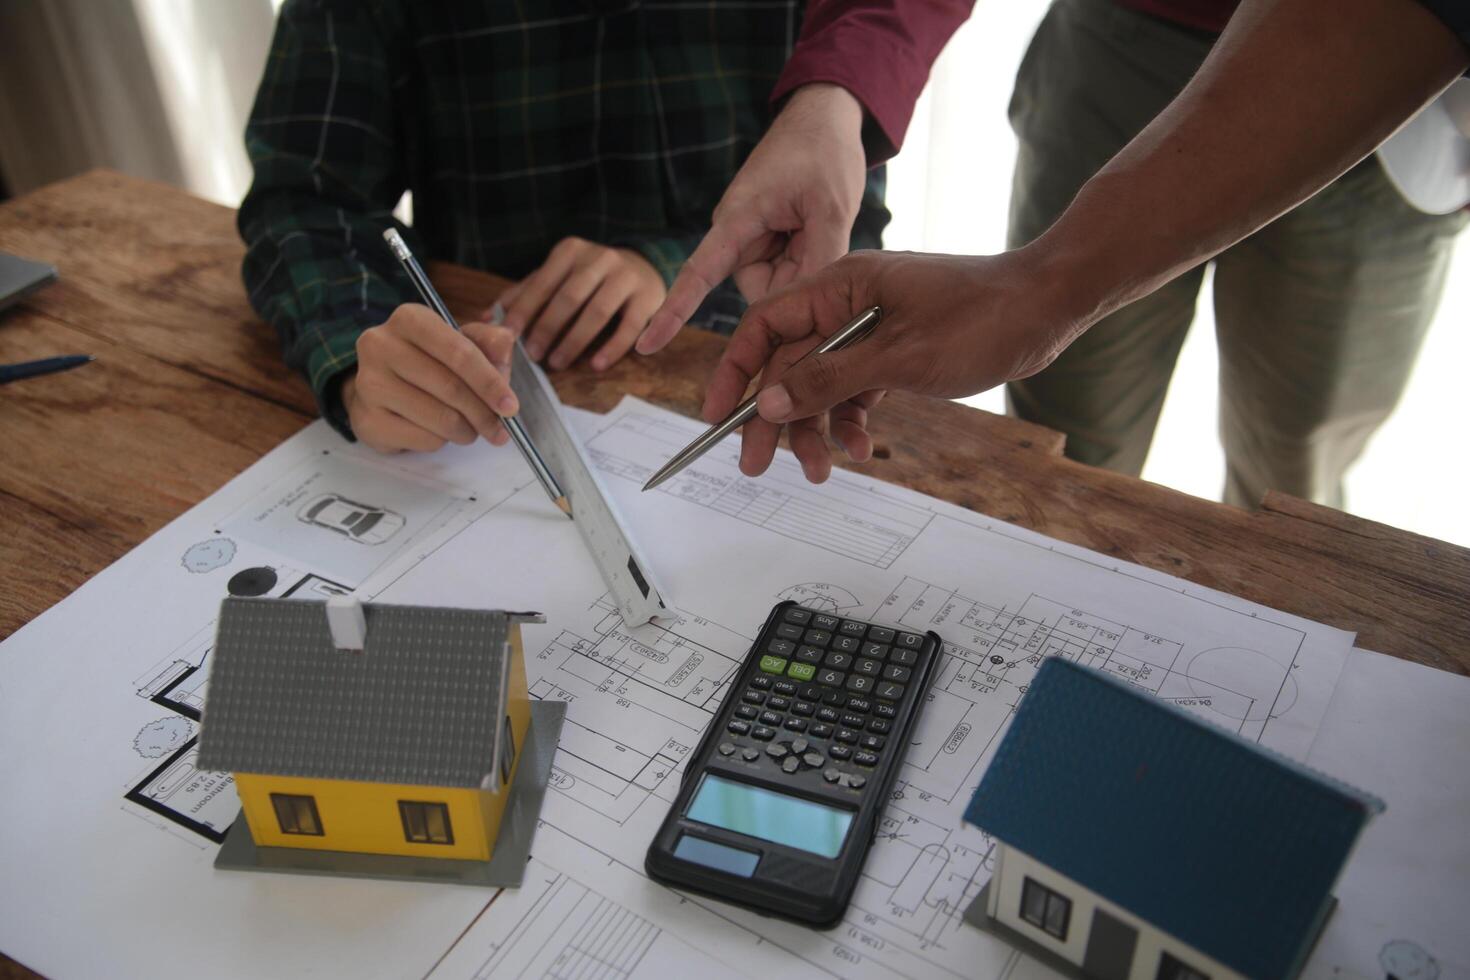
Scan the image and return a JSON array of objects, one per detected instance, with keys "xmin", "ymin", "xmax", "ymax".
[{"xmin": 238, "ymin": 0, "xmax": 415, "ymax": 438}]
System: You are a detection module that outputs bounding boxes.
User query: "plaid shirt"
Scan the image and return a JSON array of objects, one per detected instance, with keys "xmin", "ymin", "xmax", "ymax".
[{"xmin": 239, "ymin": 0, "xmax": 890, "ymax": 435}]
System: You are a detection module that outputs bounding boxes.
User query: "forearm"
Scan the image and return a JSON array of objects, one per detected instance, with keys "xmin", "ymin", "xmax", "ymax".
[{"xmin": 1029, "ymin": 0, "xmax": 1468, "ymax": 344}]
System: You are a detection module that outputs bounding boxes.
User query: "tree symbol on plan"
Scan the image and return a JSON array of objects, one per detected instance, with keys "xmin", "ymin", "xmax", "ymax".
[{"xmin": 776, "ymin": 583, "xmax": 861, "ymax": 614}]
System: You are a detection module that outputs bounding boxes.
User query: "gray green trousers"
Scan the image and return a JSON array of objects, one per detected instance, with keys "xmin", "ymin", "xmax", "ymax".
[{"xmin": 1005, "ymin": 0, "xmax": 1467, "ymax": 508}]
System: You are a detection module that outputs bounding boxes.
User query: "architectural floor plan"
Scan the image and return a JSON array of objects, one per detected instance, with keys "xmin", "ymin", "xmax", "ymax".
[{"xmin": 0, "ymin": 398, "xmax": 1363, "ymax": 980}]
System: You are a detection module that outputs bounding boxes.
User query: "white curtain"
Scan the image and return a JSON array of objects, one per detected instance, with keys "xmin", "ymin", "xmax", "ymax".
[{"xmin": 0, "ymin": 0, "xmax": 275, "ymax": 204}]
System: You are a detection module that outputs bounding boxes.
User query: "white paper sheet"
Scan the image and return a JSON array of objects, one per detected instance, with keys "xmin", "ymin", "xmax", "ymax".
[
  {"xmin": 0, "ymin": 397, "xmax": 1357, "ymax": 979},
  {"xmin": 1302, "ymin": 649, "xmax": 1470, "ymax": 980}
]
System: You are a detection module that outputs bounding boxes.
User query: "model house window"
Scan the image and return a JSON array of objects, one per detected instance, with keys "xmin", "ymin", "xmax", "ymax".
[
  {"xmin": 1019, "ymin": 876, "xmax": 1071, "ymax": 940},
  {"xmin": 399, "ymin": 800, "xmax": 454, "ymax": 845},
  {"xmin": 270, "ymin": 793, "xmax": 323, "ymax": 836},
  {"xmin": 499, "ymin": 716, "xmax": 516, "ymax": 786},
  {"xmin": 1157, "ymin": 952, "xmax": 1209, "ymax": 980}
]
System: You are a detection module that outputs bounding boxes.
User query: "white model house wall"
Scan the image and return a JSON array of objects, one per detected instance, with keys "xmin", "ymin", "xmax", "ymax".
[{"xmin": 989, "ymin": 844, "xmax": 1247, "ymax": 980}]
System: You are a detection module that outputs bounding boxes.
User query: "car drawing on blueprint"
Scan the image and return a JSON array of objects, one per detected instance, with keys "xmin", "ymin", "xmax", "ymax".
[{"xmin": 298, "ymin": 494, "xmax": 405, "ymax": 545}]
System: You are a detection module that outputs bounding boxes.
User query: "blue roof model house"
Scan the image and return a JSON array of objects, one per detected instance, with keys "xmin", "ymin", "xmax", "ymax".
[{"xmin": 963, "ymin": 658, "xmax": 1383, "ymax": 980}]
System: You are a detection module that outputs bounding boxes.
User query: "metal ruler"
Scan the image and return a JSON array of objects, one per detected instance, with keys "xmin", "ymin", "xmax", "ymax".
[{"xmin": 508, "ymin": 341, "xmax": 671, "ymax": 625}]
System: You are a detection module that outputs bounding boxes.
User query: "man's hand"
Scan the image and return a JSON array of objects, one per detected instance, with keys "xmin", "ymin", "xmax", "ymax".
[
  {"xmin": 342, "ymin": 303, "xmax": 519, "ymax": 453},
  {"xmin": 706, "ymin": 248, "xmax": 1086, "ymax": 481},
  {"xmin": 498, "ymin": 237, "xmax": 666, "ymax": 372},
  {"xmin": 636, "ymin": 83, "xmax": 867, "ymax": 355}
]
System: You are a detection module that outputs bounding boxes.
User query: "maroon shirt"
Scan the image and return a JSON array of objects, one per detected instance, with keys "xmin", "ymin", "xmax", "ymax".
[{"xmin": 772, "ymin": 0, "xmax": 974, "ymax": 163}]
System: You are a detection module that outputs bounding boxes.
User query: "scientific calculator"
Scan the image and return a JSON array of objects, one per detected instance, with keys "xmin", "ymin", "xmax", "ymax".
[{"xmin": 646, "ymin": 600, "xmax": 942, "ymax": 926}]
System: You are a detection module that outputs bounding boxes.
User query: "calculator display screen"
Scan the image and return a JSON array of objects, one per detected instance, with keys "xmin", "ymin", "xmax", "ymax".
[{"xmin": 686, "ymin": 774, "xmax": 854, "ymax": 859}]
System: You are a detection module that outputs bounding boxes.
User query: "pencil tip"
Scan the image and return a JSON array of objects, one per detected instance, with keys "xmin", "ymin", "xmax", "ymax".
[{"xmin": 556, "ymin": 496, "xmax": 573, "ymax": 518}]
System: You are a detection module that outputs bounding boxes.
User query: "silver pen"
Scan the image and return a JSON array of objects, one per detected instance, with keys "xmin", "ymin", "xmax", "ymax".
[
  {"xmin": 642, "ymin": 306, "xmax": 883, "ymax": 492},
  {"xmin": 383, "ymin": 228, "xmax": 572, "ymax": 519}
]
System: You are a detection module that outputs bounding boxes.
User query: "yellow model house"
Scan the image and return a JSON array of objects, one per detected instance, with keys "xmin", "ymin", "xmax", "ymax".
[{"xmin": 196, "ymin": 595, "xmax": 540, "ymax": 874}]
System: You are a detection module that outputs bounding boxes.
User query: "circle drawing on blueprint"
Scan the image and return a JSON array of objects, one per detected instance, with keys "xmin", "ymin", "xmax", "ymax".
[
  {"xmin": 777, "ymin": 583, "xmax": 861, "ymax": 614},
  {"xmin": 1182, "ymin": 646, "xmax": 1297, "ymax": 722},
  {"xmin": 227, "ymin": 566, "xmax": 279, "ymax": 597},
  {"xmin": 181, "ymin": 537, "xmax": 236, "ymax": 574},
  {"xmin": 1380, "ymin": 940, "xmax": 1440, "ymax": 980},
  {"xmin": 134, "ymin": 717, "xmax": 194, "ymax": 758}
]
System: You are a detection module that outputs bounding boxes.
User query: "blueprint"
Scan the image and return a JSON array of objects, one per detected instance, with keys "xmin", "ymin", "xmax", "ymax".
[{"xmin": 0, "ymin": 397, "xmax": 1357, "ymax": 980}]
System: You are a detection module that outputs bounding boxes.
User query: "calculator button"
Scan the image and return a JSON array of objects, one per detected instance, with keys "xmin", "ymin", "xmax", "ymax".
[
  {"xmin": 868, "ymin": 718, "xmax": 891, "ymax": 734},
  {"xmin": 854, "ymin": 658, "xmax": 881, "ymax": 677},
  {"xmin": 767, "ymin": 696, "xmax": 791, "ymax": 711},
  {"xmin": 831, "ymin": 635, "xmax": 861, "ymax": 654},
  {"xmin": 782, "ymin": 756, "xmax": 802, "ymax": 774},
  {"xmin": 861, "ymin": 642, "xmax": 890, "ymax": 660},
  {"xmin": 802, "ymin": 751, "xmax": 824, "ymax": 768},
  {"xmin": 823, "ymin": 651, "xmax": 853, "ymax": 670},
  {"xmin": 741, "ymin": 747, "xmax": 760, "ymax": 762},
  {"xmin": 841, "ymin": 713, "xmax": 866, "ymax": 728},
  {"xmin": 759, "ymin": 655, "xmax": 789, "ymax": 674},
  {"xmin": 792, "ymin": 700, "xmax": 816, "ymax": 717},
  {"xmin": 846, "ymin": 675, "xmax": 875, "ymax": 694},
  {"xmin": 896, "ymin": 631, "xmax": 924, "ymax": 649},
  {"xmin": 874, "ymin": 702, "xmax": 898, "ymax": 719},
  {"xmin": 790, "ymin": 738, "xmax": 810, "ymax": 754},
  {"xmin": 760, "ymin": 711, "xmax": 781, "ymax": 726},
  {"xmin": 829, "ymin": 745, "xmax": 852, "ymax": 761},
  {"xmin": 795, "ymin": 645, "xmax": 825, "ymax": 664},
  {"xmin": 838, "ymin": 620, "xmax": 867, "ymax": 637},
  {"xmin": 816, "ymin": 706, "xmax": 841, "ymax": 723},
  {"xmin": 804, "ymin": 629, "xmax": 832, "ymax": 647},
  {"xmin": 817, "ymin": 669, "xmax": 846, "ymax": 687},
  {"xmin": 882, "ymin": 664, "xmax": 911, "ymax": 683},
  {"xmin": 787, "ymin": 662, "xmax": 817, "ymax": 683},
  {"xmin": 822, "ymin": 690, "xmax": 847, "ymax": 707},
  {"xmin": 742, "ymin": 690, "xmax": 765, "ymax": 705},
  {"xmin": 718, "ymin": 742, "xmax": 736, "ymax": 757},
  {"xmin": 845, "ymin": 697, "xmax": 872, "ymax": 713},
  {"xmin": 773, "ymin": 680, "xmax": 798, "ymax": 696},
  {"xmin": 875, "ymin": 681, "xmax": 905, "ymax": 700},
  {"xmin": 861, "ymin": 734, "xmax": 886, "ymax": 751},
  {"xmin": 749, "ymin": 676, "xmax": 773, "ymax": 689},
  {"xmin": 867, "ymin": 626, "xmax": 895, "ymax": 643},
  {"xmin": 841, "ymin": 773, "xmax": 867, "ymax": 790},
  {"xmin": 775, "ymin": 623, "xmax": 804, "ymax": 641},
  {"xmin": 784, "ymin": 717, "xmax": 808, "ymax": 732},
  {"xmin": 735, "ymin": 705, "xmax": 758, "ymax": 720},
  {"xmin": 752, "ymin": 726, "xmax": 776, "ymax": 741},
  {"xmin": 835, "ymin": 728, "xmax": 859, "ymax": 744},
  {"xmin": 767, "ymin": 639, "xmax": 795, "ymax": 658},
  {"xmin": 855, "ymin": 751, "xmax": 880, "ymax": 767},
  {"xmin": 823, "ymin": 768, "xmax": 841, "ymax": 783},
  {"xmin": 766, "ymin": 742, "xmax": 788, "ymax": 759},
  {"xmin": 810, "ymin": 722, "xmax": 835, "ymax": 738},
  {"xmin": 727, "ymin": 720, "xmax": 751, "ymax": 736},
  {"xmin": 813, "ymin": 613, "xmax": 841, "ymax": 630},
  {"xmin": 782, "ymin": 606, "xmax": 813, "ymax": 625},
  {"xmin": 799, "ymin": 684, "xmax": 825, "ymax": 701},
  {"xmin": 889, "ymin": 647, "xmax": 919, "ymax": 667}
]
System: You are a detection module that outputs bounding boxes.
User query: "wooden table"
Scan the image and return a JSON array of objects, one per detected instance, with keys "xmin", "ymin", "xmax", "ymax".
[{"xmin": 2, "ymin": 170, "xmax": 1468, "ymax": 976}]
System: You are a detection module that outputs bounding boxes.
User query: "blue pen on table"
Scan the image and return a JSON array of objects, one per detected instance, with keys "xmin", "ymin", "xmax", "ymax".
[{"xmin": 0, "ymin": 354, "xmax": 94, "ymax": 385}]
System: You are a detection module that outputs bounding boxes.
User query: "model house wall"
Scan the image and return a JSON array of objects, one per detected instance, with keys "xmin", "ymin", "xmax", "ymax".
[{"xmin": 989, "ymin": 843, "xmax": 1245, "ymax": 980}]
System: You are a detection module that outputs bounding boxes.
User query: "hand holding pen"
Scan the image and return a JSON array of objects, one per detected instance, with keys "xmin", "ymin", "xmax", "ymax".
[
  {"xmin": 380, "ymin": 229, "xmax": 572, "ymax": 517},
  {"xmin": 339, "ymin": 302, "xmax": 519, "ymax": 455}
]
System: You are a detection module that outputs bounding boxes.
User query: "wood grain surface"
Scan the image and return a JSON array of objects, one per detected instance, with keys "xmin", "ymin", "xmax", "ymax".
[{"xmin": 1, "ymin": 170, "xmax": 1468, "ymax": 976}]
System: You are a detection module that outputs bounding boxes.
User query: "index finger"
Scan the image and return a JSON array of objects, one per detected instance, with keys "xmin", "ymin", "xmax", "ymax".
[
  {"xmin": 700, "ymin": 273, "xmax": 853, "ymax": 423},
  {"xmin": 398, "ymin": 309, "xmax": 520, "ymax": 417},
  {"xmin": 637, "ymin": 214, "xmax": 768, "ymax": 355}
]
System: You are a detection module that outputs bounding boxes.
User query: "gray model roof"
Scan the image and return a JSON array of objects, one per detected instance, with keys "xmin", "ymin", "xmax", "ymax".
[{"xmin": 196, "ymin": 597, "xmax": 523, "ymax": 788}]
